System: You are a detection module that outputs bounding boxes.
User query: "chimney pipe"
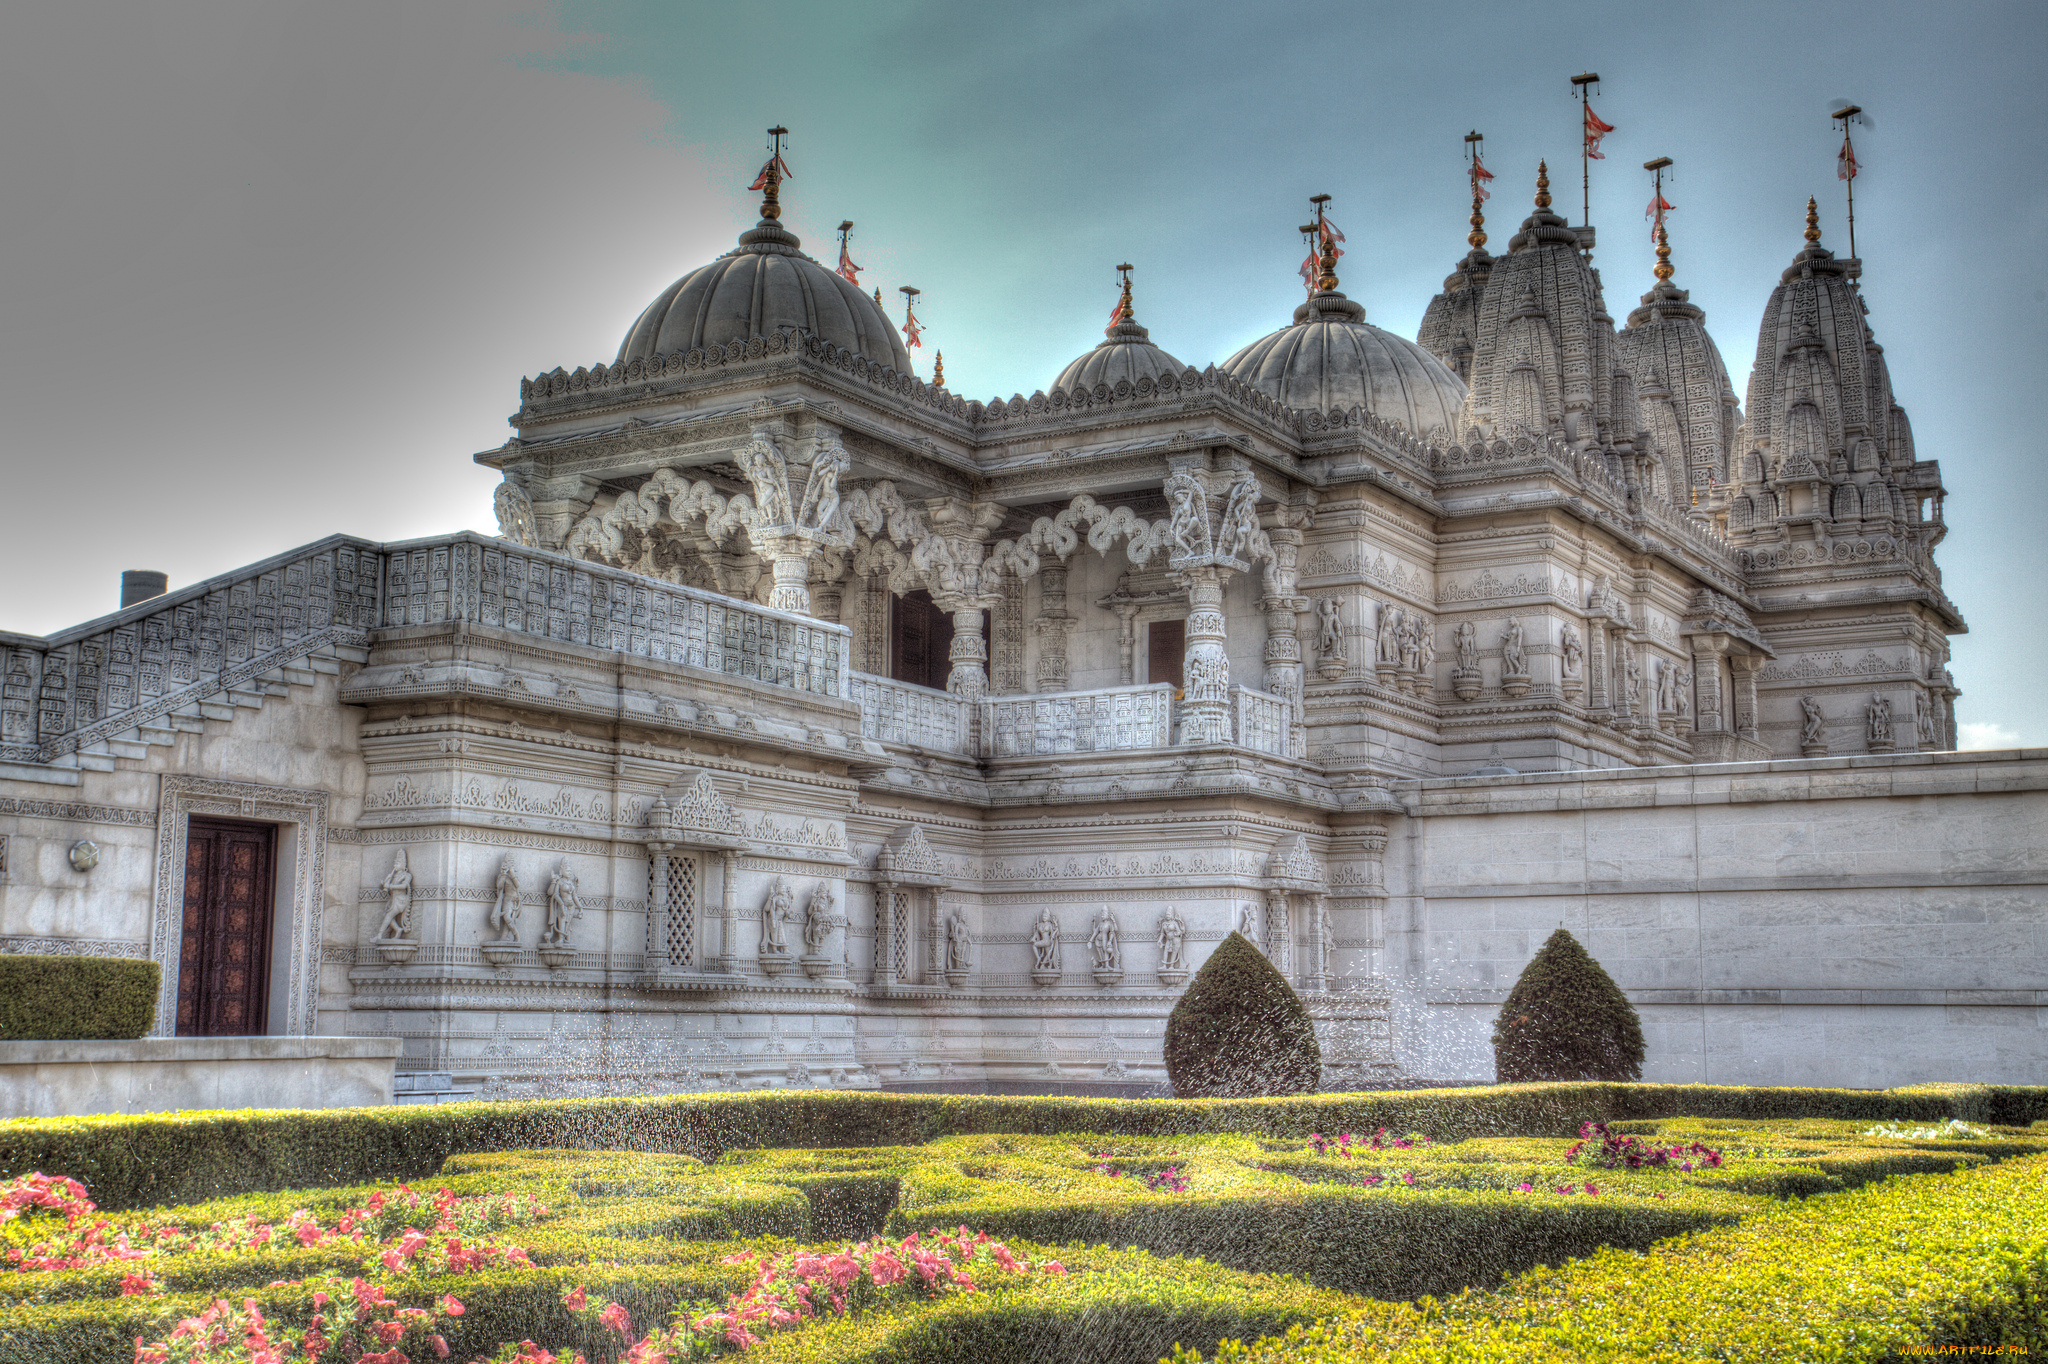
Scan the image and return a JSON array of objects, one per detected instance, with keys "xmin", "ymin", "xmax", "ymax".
[{"xmin": 120, "ymin": 571, "xmax": 168, "ymax": 609}]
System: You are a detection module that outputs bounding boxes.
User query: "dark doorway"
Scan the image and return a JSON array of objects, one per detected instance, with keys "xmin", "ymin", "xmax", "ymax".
[
  {"xmin": 1148, "ymin": 619, "xmax": 1186, "ymax": 693},
  {"xmin": 178, "ymin": 817, "xmax": 278, "ymax": 1037},
  {"xmin": 890, "ymin": 590, "xmax": 990, "ymax": 692}
]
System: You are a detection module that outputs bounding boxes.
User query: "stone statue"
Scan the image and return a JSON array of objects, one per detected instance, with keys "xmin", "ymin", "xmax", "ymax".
[
  {"xmin": 1166, "ymin": 471, "xmax": 1211, "ymax": 559},
  {"xmin": 1623, "ymin": 643, "xmax": 1642, "ymax": 701},
  {"xmin": 1800, "ymin": 694, "xmax": 1826, "ymax": 747},
  {"xmin": 1500, "ymin": 618, "xmax": 1526, "ymax": 675},
  {"xmin": 1377, "ymin": 605, "xmax": 1404, "ymax": 665},
  {"xmin": 1398, "ymin": 616, "xmax": 1421, "ymax": 671},
  {"xmin": 1417, "ymin": 621, "xmax": 1437, "ymax": 675},
  {"xmin": 1029, "ymin": 907, "xmax": 1061, "ymax": 972},
  {"xmin": 737, "ymin": 438, "xmax": 794, "ymax": 527},
  {"xmin": 797, "ymin": 439, "xmax": 849, "ymax": 532},
  {"xmin": 1157, "ymin": 907, "xmax": 1186, "ymax": 972},
  {"xmin": 488, "ymin": 857, "xmax": 521, "ymax": 944},
  {"xmin": 803, "ymin": 884, "xmax": 834, "ymax": 953},
  {"xmin": 1239, "ymin": 900, "xmax": 1259, "ymax": 941},
  {"xmin": 1454, "ymin": 620, "xmax": 1478, "ymax": 671},
  {"xmin": 492, "ymin": 479, "xmax": 537, "ymax": 548},
  {"xmin": 1560, "ymin": 623, "xmax": 1583, "ymax": 675},
  {"xmin": 1867, "ymin": 693, "xmax": 1893, "ymax": 746},
  {"xmin": 1088, "ymin": 905, "xmax": 1122, "ymax": 972},
  {"xmin": 1671, "ymin": 666, "xmax": 1691, "ymax": 718},
  {"xmin": 376, "ymin": 849, "xmax": 414, "ymax": 941},
  {"xmin": 541, "ymin": 863, "xmax": 582, "ymax": 947},
  {"xmin": 1216, "ymin": 476, "xmax": 1261, "ymax": 561},
  {"xmin": 1915, "ymin": 690, "xmax": 1937, "ymax": 746},
  {"xmin": 946, "ymin": 905, "xmax": 972, "ymax": 972},
  {"xmin": 761, "ymin": 878, "xmax": 793, "ymax": 954},
  {"xmin": 1314, "ymin": 598, "xmax": 1342, "ymax": 661}
]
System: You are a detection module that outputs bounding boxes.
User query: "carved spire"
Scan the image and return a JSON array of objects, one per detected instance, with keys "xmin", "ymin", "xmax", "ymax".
[
  {"xmin": 932, "ymin": 350, "xmax": 944, "ymax": 387},
  {"xmin": 1535, "ymin": 160, "xmax": 1552, "ymax": 211},
  {"xmin": 1804, "ymin": 195, "xmax": 1822, "ymax": 245},
  {"xmin": 1654, "ymin": 221, "xmax": 1674, "ymax": 282}
]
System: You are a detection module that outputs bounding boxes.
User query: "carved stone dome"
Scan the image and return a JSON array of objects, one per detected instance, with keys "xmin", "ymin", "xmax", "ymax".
[
  {"xmin": 617, "ymin": 217, "xmax": 911, "ymax": 371},
  {"xmin": 1053, "ymin": 314, "xmax": 1185, "ymax": 393},
  {"xmin": 1221, "ymin": 290, "xmax": 1468, "ymax": 437}
]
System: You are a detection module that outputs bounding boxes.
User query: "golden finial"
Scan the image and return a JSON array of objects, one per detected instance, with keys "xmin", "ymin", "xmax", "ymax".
[
  {"xmin": 1535, "ymin": 160, "xmax": 1552, "ymax": 210},
  {"xmin": 932, "ymin": 351, "xmax": 944, "ymax": 387},
  {"xmin": 758, "ymin": 126, "xmax": 790, "ymax": 222},
  {"xmin": 1311, "ymin": 194, "xmax": 1338, "ymax": 292},
  {"xmin": 873, "ymin": 286, "xmax": 883, "ymax": 306},
  {"xmin": 1465, "ymin": 130, "xmax": 1489, "ymax": 250},
  {"xmin": 1804, "ymin": 196, "xmax": 1821, "ymax": 245},
  {"xmin": 1653, "ymin": 222, "xmax": 1674, "ymax": 282},
  {"xmin": 1110, "ymin": 263, "xmax": 1135, "ymax": 330}
]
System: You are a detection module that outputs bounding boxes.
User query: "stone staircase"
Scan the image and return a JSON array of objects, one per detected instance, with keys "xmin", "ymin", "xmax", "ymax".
[{"xmin": 0, "ymin": 641, "xmax": 367, "ymax": 787}]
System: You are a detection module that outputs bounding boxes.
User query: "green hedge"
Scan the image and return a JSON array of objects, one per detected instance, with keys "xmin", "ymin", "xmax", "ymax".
[
  {"xmin": 1176, "ymin": 1153, "xmax": 2048, "ymax": 1363},
  {"xmin": 0, "ymin": 956, "xmax": 158, "ymax": 1040},
  {"xmin": 4, "ymin": 1081, "xmax": 2045, "ymax": 1211}
]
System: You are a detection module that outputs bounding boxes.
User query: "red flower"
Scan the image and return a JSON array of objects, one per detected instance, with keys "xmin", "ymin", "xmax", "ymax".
[{"xmin": 563, "ymin": 1285, "xmax": 589, "ymax": 1311}]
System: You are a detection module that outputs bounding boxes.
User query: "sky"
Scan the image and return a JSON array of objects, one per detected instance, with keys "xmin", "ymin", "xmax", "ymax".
[{"xmin": 0, "ymin": 0, "xmax": 2042, "ymax": 746}]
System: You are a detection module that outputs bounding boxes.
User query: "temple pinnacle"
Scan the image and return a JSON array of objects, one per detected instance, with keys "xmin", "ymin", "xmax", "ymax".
[
  {"xmin": 1653, "ymin": 222, "xmax": 1674, "ymax": 282},
  {"xmin": 1535, "ymin": 160, "xmax": 1552, "ymax": 211},
  {"xmin": 1312, "ymin": 194, "xmax": 1339, "ymax": 293},
  {"xmin": 1107, "ymin": 263, "xmax": 1135, "ymax": 334},
  {"xmin": 1804, "ymin": 196, "xmax": 1822, "ymax": 245}
]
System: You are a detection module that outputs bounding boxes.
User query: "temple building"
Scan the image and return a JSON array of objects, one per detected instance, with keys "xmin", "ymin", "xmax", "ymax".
[{"xmin": 1, "ymin": 137, "xmax": 2036, "ymax": 1099}]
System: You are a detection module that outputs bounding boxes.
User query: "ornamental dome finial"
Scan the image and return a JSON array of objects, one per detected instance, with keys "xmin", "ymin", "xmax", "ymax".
[
  {"xmin": 1804, "ymin": 196, "xmax": 1822, "ymax": 245},
  {"xmin": 1535, "ymin": 161, "xmax": 1553, "ymax": 211}
]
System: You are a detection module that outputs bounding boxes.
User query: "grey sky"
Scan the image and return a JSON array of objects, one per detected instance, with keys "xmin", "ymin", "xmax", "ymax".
[{"xmin": 1, "ymin": 0, "xmax": 2042, "ymax": 744}]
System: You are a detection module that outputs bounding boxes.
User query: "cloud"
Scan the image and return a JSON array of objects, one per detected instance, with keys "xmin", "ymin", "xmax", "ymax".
[{"xmin": 1956, "ymin": 722, "xmax": 2025, "ymax": 751}]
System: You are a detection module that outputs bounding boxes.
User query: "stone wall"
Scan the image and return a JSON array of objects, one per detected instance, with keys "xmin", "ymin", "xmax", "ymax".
[{"xmin": 1384, "ymin": 749, "xmax": 2048, "ymax": 1086}]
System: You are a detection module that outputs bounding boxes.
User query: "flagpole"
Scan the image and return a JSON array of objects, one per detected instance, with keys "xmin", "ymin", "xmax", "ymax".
[
  {"xmin": 1832, "ymin": 104, "xmax": 1861, "ymax": 260},
  {"xmin": 1464, "ymin": 130, "xmax": 1487, "ymax": 251},
  {"xmin": 1571, "ymin": 72, "xmax": 1600, "ymax": 257}
]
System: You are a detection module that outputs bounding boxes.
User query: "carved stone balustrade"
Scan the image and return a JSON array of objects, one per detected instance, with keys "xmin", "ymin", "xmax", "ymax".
[
  {"xmin": 982, "ymin": 683, "xmax": 1173, "ymax": 758},
  {"xmin": 1229, "ymin": 685, "xmax": 1292, "ymax": 757},
  {"xmin": 850, "ymin": 672, "xmax": 975, "ymax": 754}
]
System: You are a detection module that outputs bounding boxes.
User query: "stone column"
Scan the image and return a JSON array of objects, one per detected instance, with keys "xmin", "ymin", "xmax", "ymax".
[
  {"xmin": 647, "ymin": 843, "xmax": 673, "ymax": 968},
  {"xmin": 1179, "ymin": 566, "xmax": 1232, "ymax": 745},
  {"xmin": 1613, "ymin": 634, "xmax": 1636, "ymax": 721},
  {"xmin": 1113, "ymin": 603, "xmax": 1141, "ymax": 686},
  {"xmin": 527, "ymin": 473, "xmax": 604, "ymax": 552},
  {"xmin": 1586, "ymin": 619, "xmax": 1611, "ymax": 713},
  {"xmin": 1034, "ymin": 563, "xmax": 1075, "ymax": 693},
  {"xmin": 1261, "ymin": 527, "xmax": 1308, "ymax": 759},
  {"xmin": 717, "ymin": 850, "xmax": 739, "ymax": 972},
  {"xmin": 1689, "ymin": 636, "xmax": 1729, "ymax": 736},
  {"xmin": 946, "ymin": 606, "xmax": 990, "ymax": 700},
  {"xmin": 1730, "ymin": 655, "xmax": 1762, "ymax": 742},
  {"xmin": 872, "ymin": 875, "xmax": 898, "ymax": 989},
  {"xmin": 1265, "ymin": 888, "xmax": 1291, "ymax": 979},
  {"xmin": 812, "ymin": 581, "xmax": 845, "ymax": 627}
]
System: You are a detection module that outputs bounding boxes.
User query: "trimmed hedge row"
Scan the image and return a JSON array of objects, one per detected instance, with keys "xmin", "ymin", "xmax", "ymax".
[
  {"xmin": 0, "ymin": 956, "xmax": 158, "ymax": 1040},
  {"xmin": 6, "ymin": 1080, "xmax": 2045, "ymax": 1210},
  {"xmin": 1177, "ymin": 1152, "xmax": 2048, "ymax": 1363}
]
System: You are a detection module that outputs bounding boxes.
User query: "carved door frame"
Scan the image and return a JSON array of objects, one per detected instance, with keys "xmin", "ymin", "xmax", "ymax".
[{"xmin": 150, "ymin": 776, "xmax": 330, "ymax": 1038}]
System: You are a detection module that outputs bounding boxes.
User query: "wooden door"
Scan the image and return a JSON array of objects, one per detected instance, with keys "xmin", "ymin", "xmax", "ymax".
[{"xmin": 177, "ymin": 817, "xmax": 278, "ymax": 1036}]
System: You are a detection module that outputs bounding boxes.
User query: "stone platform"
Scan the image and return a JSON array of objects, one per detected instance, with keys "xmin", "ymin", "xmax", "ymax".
[{"xmin": 0, "ymin": 1036, "xmax": 402, "ymax": 1118}]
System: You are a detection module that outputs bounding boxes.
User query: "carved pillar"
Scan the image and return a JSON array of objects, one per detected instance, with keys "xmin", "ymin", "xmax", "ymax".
[
  {"xmin": 1179, "ymin": 566, "xmax": 1231, "ymax": 745},
  {"xmin": 945, "ymin": 607, "xmax": 989, "ymax": 700},
  {"xmin": 872, "ymin": 874, "xmax": 898, "ymax": 989},
  {"xmin": 527, "ymin": 473, "xmax": 604, "ymax": 552},
  {"xmin": 812, "ymin": 581, "xmax": 845, "ymax": 627},
  {"xmin": 757, "ymin": 534, "xmax": 817, "ymax": 615},
  {"xmin": 718, "ymin": 850, "xmax": 739, "ymax": 972},
  {"xmin": 1265, "ymin": 888, "xmax": 1291, "ymax": 980},
  {"xmin": 1689, "ymin": 636, "xmax": 1729, "ymax": 736},
  {"xmin": 1034, "ymin": 563, "xmax": 1075, "ymax": 693},
  {"xmin": 1612, "ymin": 633, "xmax": 1635, "ymax": 720},
  {"xmin": 1113, "ymin": 603, "xmax": 1141, "ymax": 686},
  {"xmin": 1261, "ymin": 527, "xmax": 1308, "ymax": 759},
  {"xmin": 1307, "ymin": 893, "xmax": 1328, "ymax": 993},
  {"xmin": 1730, "ymin": 655, "xmax": 1762, "ymax": 742},
  {"xmin": 647, "ymin": 842, "xmax": 673, "ymax": 969},
  {"xmin": 1586, "ymin": 618, "xmax": 1611, "ymax": 713}
]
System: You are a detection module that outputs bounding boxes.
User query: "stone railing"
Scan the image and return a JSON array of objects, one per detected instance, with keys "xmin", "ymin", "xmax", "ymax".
[
  {"xmin": 850, "ymin": 672, "xmax": 974, "ymax": 754},
  {"xmin": 1230, "ymin": 685, "xmax": 1292, "ymax": 757},
  {"xmin": 982, "ymin": 683, "xmax": 1174, "ymax": 758},
  {"xmin": 2, "ymin": 532, "xmax": 849, "ymax": 766}
]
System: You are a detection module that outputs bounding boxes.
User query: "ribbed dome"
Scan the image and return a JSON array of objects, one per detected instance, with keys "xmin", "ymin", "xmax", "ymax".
[
  {"xmin": 1222, "ymin": 290, "xmax": 1468, "ymax": 436},
  {"xmin": 1053, "ymin": 315, "xmax": 1184, "ymax": 392},
  {"xmin": 617, "ymin": 218, "xmax": 911, "ymax": 371}
]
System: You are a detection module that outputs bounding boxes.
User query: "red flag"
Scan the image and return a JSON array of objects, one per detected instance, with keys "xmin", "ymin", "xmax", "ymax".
[
  {"xmin": 1583, "ymin": 104, "xmax": 1614, "ymax": 160},
  {"xmin": 1300, "ymin": 250, "xmax": 1318, "ymax": 294},
  {"xmin": 1837, "ymin": 134, "xmax": 1859, "ymax": 181},
  {"xmin": 747, "ymin": 154, "xmax": 792, "ymax": 191},
  {"xmin": 1470, "ymin": 155, "xmax": 1495, "ymax": 201},
  {"xmin": 1108, "ymin": 294, "xmax": 1127, "ymax": 327},
  {"xmin": 837, "ymin": 240, "xmax": 862, "ymax": 286},
  {"xmin": 1645, "ymin": 192, "xmax": 1675, "ymax": 241},
  {"xmin": 902, "ymin": 303, "xmax": 923, "ymax": 349}
]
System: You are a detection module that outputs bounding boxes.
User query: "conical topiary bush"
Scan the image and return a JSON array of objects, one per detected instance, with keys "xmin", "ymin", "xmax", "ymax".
[
  {"xmin": 1164, "ymin": 930, "xmax": 1321, "ymax": 1097},
  {"xmin": 1491, "ymin": 927, "xmax": 1645, "ymax": 1082}
]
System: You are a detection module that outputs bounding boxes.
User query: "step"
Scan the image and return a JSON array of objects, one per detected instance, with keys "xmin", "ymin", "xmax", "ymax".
[
  {"xmin": 106, "ymin": 738, "xmax": 151, "ymax": 761},
  {"xmin": 137, "ymin": 724, "xmax": 179, "ymax": 747},
  {"xmin": 0, "ymin": 759, "xmax": 81, "ymax": 788},
  {"xmin": 281, "ymin": 666, "xmax": 318, "ymax": 688},
  {"xmin": 225, "ymin": 688, "xmax": 268, "ymax": 708},
  {"xmin": 72, "ymin": 748, "xmax": 117, "ymax": 773},
  {"xmin": 170, "ymin": 712, "xmax": 208, "ymax": 733},
  {"xmin": 306, "ymin": 657, "xmax": 343, "ymax": 676},
  {"xmin": 198, "ymin": 701, "xmax": 237, "ymax": 722}
]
